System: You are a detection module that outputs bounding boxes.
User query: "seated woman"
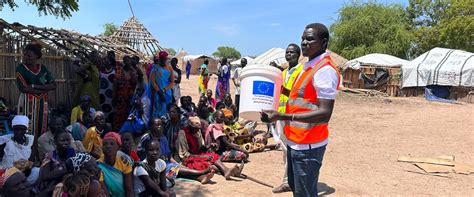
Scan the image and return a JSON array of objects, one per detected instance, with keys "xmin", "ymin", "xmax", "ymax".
[
  {"xmin": 0, "ymin": 115, "xmax": 34, "ymax": 168},
  {"xmin": 175, "ymin": 116, "xmax": 243, "ymax": 180},
  {"xmin": 138, "ymin": 117, "xmax": 214, "ymax": 185},
  {"xmin": 134, "ymin": 138, "xmax": 176, "ymax": 197},
  {"xmin": 119, "ymin": 83, "xmax": 150, "ymax": 136},
  {"xmin": 0, "ymin": 167, "xmax": 32, "ymax": 196},
  {"xmin": 223, "ymin": 93, "xmax": 238, "ymax": 120},
  {"xmin": 98, "ymin": 132, "xmax": 134, "ymax": 197},
  {"xmin": 206, "ymin": 110, "xmax": 249, "ymax": 163},
  {"xmin": 38, "ymin": 116, "xmax": 85, "ymax": 161},
  {"xmin": 162, "ymin": 103, "xmax": 187, "ymax": 153},
  {"xmin": 82, "ymin": 111, "xmax": 112, "ymax": 159},
  {"xmin": 67, "ymin": 111, "xmax": 92, "ymax": 141},
  {"xmin": 37, "ymin": 128, "xmax": 75, "ymax": 196},
  {"xmin": 61, "ymin": 152, "xmax": 105, "ymax": 196},
  {"xmin": 197, "ymin": 95, "xmax": 213, "ymax": 123},
  {"xmin": 70, "ymin": 95, "xmax": 96, "ymax": 125},
  {"xmin": 120, "ymin": 132, "xmax": 140, "ymax": 163}
]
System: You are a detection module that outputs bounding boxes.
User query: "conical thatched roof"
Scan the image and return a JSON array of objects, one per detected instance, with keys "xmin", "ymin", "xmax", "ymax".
[{"xmin": 111, "ymin": 16, "xmax": 163, "ymax": 58}]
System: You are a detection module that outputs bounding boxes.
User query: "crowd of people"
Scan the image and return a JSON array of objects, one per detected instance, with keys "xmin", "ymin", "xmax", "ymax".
[
  {"xmin": 1, "ymin": 22, "xmax": 338, "ymax": 197},
  {"xmin": 0, "ymin": 39, "xmax": 279, "ymax": 197}
]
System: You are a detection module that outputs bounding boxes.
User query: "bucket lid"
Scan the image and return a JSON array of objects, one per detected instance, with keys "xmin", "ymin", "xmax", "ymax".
[{"xmin": 240, "ymin": 64, "xmax": 282, "ymax": 80}]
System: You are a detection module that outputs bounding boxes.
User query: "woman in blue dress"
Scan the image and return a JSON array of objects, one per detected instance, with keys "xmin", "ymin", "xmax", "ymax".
[
  {"xmin": 215, "ymin": 58, "xmax": 231, "ymax": 102},
  {"xmin": 150, "ymin": 51, "xmax": 175, "ymax": 117}
]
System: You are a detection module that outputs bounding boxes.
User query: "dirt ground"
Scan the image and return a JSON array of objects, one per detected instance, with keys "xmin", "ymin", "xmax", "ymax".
[{"xmin": 174, "ymin": 75, "xmax": 474, "ymax": 196}]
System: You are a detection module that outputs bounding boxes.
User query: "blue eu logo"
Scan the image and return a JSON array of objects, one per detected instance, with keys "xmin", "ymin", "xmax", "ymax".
[{"xmin": 253, "ymin": 81, "xmax": 274, "ymax": 97}]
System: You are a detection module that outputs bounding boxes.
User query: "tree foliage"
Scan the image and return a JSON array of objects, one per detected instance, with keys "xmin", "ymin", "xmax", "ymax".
[
  {"xmin": 408, "ymin": 0, "xmax": 473, "ymax": 56},
  {"xmin": 0, "ymin": 0, "xmax": 79, "ymax": 19},
  {"xmin": 212, "ymin": 46, "xmax": 241, "ymax": 59},
  {"xmin": 329, "ymin": 2, "xmax": 413, "ymax": 59},
  {"xmin": 164, "ymin": 48, "xmax": 176, "ymax": 56},
  {"xmin": 102, "ymin": 23, "xmax": 118, "ymax": 37}
]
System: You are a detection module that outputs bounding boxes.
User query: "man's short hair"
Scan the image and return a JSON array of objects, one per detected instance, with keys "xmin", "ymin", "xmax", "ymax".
[{"xmin": 305, "ymin": 23, "xmax": 329, "ymax": 41}]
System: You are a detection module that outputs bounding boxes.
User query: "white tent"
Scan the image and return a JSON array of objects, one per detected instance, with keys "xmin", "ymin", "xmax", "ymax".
[
  {"xmin": 252, "ymin": 48, "xmax": 287, "ymax": 66},
  {"xmin": 402, "ymin": 48, "xmax": 474, "ymax": 88},
  {"xmin": 343, "ymin": 53, "xmax": 408, "ymax": 70},
  {"xmin": 230, "ymin": 56, "xmax": 254, "ymax": 66}
]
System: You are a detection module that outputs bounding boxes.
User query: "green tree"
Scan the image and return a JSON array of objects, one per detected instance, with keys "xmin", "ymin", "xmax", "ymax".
[
  {"xmin": 329, "ymin": 2, "xmax": 413, "ymax": 59},
  {"xmin": 212, "ymin": 46, "xmax": 241, "ymax": 59},
  {"xmin": 408, "ymin": 0, "xmax": 473, "ymax": 56},
  {"xmin": 164, "ymin": 48, "xmax": 176, "ymax": 56},
  {"xmin": 102, "ymin": 23, "xmax": 118, "ymax": 37},
  {"xmin": 0, "ymin": 0, "xmax": 79, "ymax": 19}
]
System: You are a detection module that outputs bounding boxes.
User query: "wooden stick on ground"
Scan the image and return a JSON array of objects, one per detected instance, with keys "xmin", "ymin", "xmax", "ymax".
[{"xmin": 238, "ymin": 174, "xmax": 274, "ymax": 188}]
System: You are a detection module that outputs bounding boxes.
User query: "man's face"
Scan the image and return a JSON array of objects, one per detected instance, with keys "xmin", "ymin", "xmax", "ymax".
[
  {"xmin": 150, "ymin": 119, "xmax": 163, "ymax": 134},
  {"xmin": 55, "ymin": 132, "xmax": 71, "ymax": 150},
  {"xmin": 301, "ymin": 28, "xmax": 325, "ymax": 57},
  {"xmin": 241, "ymin": 59, "xmax": 247, "ymax": 67},
  {"xmin": 50, "ymin": 118, "xmax": 65, "ymax": 133},
  {"xmin": 286, "ymin": 45, "xmax": 300, "ymax": 63}
]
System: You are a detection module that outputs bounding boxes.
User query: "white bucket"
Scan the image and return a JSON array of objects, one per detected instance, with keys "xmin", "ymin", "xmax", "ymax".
[{"xmin": 238, "ymin": 65, "xmax": 282, "ymax": 121}]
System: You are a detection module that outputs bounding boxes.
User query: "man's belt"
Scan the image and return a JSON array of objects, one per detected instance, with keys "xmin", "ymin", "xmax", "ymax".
[{"xmin": 281, "ymin": 86, "xmax": 291, "ymax": 97}]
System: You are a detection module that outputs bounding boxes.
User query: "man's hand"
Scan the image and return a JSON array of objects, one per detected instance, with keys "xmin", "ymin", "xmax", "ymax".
[{"xmin": 260, "ymin": 110, "xmax": 283, "ymax": 122}]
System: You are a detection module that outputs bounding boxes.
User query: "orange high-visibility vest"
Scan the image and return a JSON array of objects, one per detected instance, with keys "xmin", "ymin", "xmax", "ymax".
[{"xmin": 284, "ymin": 55, "xmax": 340, "ymax": 144}]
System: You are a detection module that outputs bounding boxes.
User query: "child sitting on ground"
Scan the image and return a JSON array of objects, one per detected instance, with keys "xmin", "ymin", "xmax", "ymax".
[{"xmin": 205, "ymin": 110, "xmax": 249, "ymax": 163}]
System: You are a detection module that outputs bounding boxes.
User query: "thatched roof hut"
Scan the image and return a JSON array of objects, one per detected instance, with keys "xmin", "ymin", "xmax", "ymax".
[
  {"xmin": 0, "ymin": 19, "xmax": 142, "ymax": 107},
  {"xmin": 110, "ymin": 16, "xmax": 164, "ymax": 59}
]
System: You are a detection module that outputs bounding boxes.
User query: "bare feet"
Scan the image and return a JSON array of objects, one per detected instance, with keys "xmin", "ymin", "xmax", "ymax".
[
  {"xmin": 225, "ymin": 165, "xmax": 239, "ymax": 180},
  {"xmin": 232, "ymin": 162, "xmax": 245, "ymax": 177},
  {"xmin": 197, "ymin": 171, "xmax": 214, "ymax": 184}
]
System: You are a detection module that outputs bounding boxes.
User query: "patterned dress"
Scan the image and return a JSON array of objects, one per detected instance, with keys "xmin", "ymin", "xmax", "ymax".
[
  {"xmin": 16, "ymin": 64, "xmax": 54, "ymax": 136},
  {"xmin": 113, "ymin": 66, "xmax": 137, "ymax": 130},
  {"xmin": 99, "ymin": 68, "xmax": 115, "ymax": 123}
]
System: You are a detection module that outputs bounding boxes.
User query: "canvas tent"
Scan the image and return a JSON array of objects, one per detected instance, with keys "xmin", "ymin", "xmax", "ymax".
[
  {"xmin": 181, "ymin": 54, "xmax": 219, "ymax": 75},
  {"xmin": 402, "ymin": 48, "xmax": 474, "ymax": 88},
  {"xmin": 343, "ymin": 53, "xmax": 408, "ymax": 71},
  {"xmin": 252, "ymin": 48, "xmax": 286, "ymax": 66}
]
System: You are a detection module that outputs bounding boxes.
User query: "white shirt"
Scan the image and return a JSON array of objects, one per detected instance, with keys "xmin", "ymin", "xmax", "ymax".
[
  {"xmin": 232, "ymin": 67, "xmax": 243, "ymax": 95},
  {"xmin": 287, "ymin": 52, "xmax": 339, "ymax": 150},
  {"xmin": 133, "ymin": 158, "xmax": 167, "ymax": 194},
  {"xmin": 0, "ymin": 134, "xmax": 34, "ymax": 168}
]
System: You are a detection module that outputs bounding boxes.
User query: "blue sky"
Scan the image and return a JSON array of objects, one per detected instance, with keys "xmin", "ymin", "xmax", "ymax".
[{"xmin": 1, "ymin": 0, "xmax": 407, "ymax": 56}]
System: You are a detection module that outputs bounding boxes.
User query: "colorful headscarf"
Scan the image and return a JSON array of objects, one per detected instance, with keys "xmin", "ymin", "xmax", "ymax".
[
  {"xmin": 158, "ymin": 51, "xmax": 168, "ymax": 59},
  {"xmin": 68, "ymin": 152, "xmax": 92, "ymax": 172},
  {"xmin": 0, "ymin": 167, "xmax": 21, "ymax": 188},
  {"xmin": 103, "ymin": 132, "xmax": 122, "ymax": 146}
]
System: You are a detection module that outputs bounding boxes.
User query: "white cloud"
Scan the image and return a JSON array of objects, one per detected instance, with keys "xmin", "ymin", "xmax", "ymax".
[
  {"xmin": 269, "ymin": 22, "xmax": 281, "ymax": 27},
  {"xmin": 213, "ymin": 24, "xmax": 239, "ymax": 36}
]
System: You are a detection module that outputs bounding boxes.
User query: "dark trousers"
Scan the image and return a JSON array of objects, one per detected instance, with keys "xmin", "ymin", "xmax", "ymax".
[
  {"xmin": 235, "ymin": 94, "xmax": 240, "ymax": 116},
  {"xmin": 287, "ymin": 145, "xmax": 326, "ymax": 197}
]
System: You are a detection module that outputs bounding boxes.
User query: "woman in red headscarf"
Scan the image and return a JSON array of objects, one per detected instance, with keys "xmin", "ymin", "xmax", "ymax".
[{"xmin": 150, "ymin": 51, "xmax": 175, "ymax": 117}]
